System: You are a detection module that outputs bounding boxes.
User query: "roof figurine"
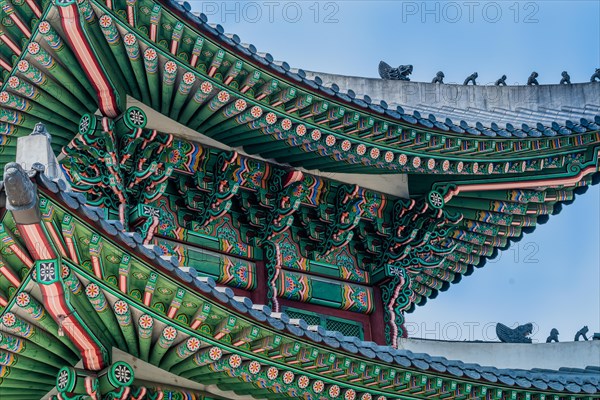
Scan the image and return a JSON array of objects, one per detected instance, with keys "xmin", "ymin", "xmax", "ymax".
[
  {"xmin": 560, "ymin": 71, "xmax": 571, "ymax": 84},
  {"xmin": 496, "ymin": 322, "xmax": 534, "ymax": 343},
  {"xmin": 495, "ymin": 74, "xmax": 508, "ymax": 86},
  {"xmin": 591, "ymin": 68, "xmax": 600, "ymax": 82},
  {"xmin": 30, "ymin": 121, "xmax": 52, "ymax": 143},
  {"xmin": 463, "ymin": 72, "xmax": 478, "ymax": 85},
  {"xmin": 546, "ymin": 328, "xmax": 560, "ymax": 343},
  {"xmin": 378, "ymin": 61, "xmax": 413, "ymax": 80},
  {"xmin": 575, "ymin": 326, "xmax": 590, "ymax": 341},
  {"xmin": 431, "ymin": 71, "xmax": 445, "ymax": 83},
  {"xmin": 527, "ymin": 71, "xmax": 540, "ymax": 85}
]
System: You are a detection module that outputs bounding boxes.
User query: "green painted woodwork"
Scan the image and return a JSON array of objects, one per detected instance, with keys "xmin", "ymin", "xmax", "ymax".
[
  {"xmin": 0, "ymin": 0, "xmax": 596, "ymax": 397},
  {"xmin": 0, "ymin": 192, "xmax": 587, "ymax": 400}
]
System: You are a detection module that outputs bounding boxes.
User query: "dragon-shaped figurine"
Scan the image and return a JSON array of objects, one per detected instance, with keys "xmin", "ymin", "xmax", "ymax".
[
  {"xmin": 379, "ymin": 61, "xmax": 413, "ymax": 81},
  {"xmin": 495, "ymin": 75, "xmax": 507, "ymax": 86},
  {"xmin": 560, "ymin": 71, "xmax": 571, "ymax": 85},
  {"xmin": 496, "ymin": 323, "xmax": 533, "ymax": 343},
  {"xmin": 591, "ymin": 68, "xmax": 600, "ymax": 82}
]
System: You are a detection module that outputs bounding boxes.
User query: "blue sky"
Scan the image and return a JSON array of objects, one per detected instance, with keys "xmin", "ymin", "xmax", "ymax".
[{"xmin": 188, "ymin": 0, "xmax": 600, "ymax": 341}]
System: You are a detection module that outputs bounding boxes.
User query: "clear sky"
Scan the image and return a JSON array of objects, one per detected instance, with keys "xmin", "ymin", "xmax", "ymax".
[{"xmin": 187, "ymin": 0, "xmax": 600, "ymax": 342}]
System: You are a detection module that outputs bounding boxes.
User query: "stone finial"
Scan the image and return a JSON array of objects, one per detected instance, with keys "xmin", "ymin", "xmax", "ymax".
[
  {"xmin": 575, "ymin": 326, "xmax": 589, "ymax": 341},
  {"xmin": 495, "ymin": 75, "xmax": 507, "ymax": 86},
  {"xmin": 463, "ymin": 72, "xmax": 478, "ymax": 85},
  {"xmin": 31, "ymin": 122, "xmax": 52, "ymax": 143},
  {"xmin": 546, "ymin": 328, "xmax": 559, "ymax": 343},
  {"xmin": 560, "ymin": 71, "xmax": 571, "ymax": 85},
  {"xmin": 527, "ymin": 71, "xmax": 539, "ymax": 85},
  {"xmin": 431, "ymin": 71, "xmax": 445, "ymax": 84},
  {"xmin": 591, "ymin": 68, "xmax": 600, "ymax": 82}
]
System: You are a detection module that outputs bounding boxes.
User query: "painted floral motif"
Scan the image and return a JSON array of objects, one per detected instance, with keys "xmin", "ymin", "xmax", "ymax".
[
  {"xmin": 341, "ymin": 140, "xmax": 352, "ymax": 151},
  {"xmin": 356, "ymin": 144, "xmax": 366, "ymax": 155},
  {"xmin": 162, "ymin": 326, "xmax": 177, "ymax": 340},
  {"xmin": 186, "ymin": 337, "xmax": 201, "ymax": 351},
  {"xmin": 15, "ymin": 292, "xmax": 30, "ymax": 307},
  {"xmin": 228, "ymin": 354, "xmax": 242, "ymax": 368},
  {"xmin": 361, "ymin": 394, "xmax": 373, "ymax": 400},
  {"xmin": 144, "ymin": 48, "xmax": 157, "ymax": 61},
  {"xmin": 220, "ymin": 258, "xmax": 254, "ymax": 290},
  {"xmin": 412, "ymin": 156, "xmax": 421, "ymax": 168},
  {"xmin": 427, "ymin": 159, "xmax": 436, "ymax": 170},
  {"xmin": 297, "ymin": 375, "xmax": 310, "ymax": 389},
  {"xmin": 209, "ymin": 346, "xmax": 222, "ymax": 360},
  {"xmin": 384, "ymin": 151, "xmax": 394, "ymax": 162},
  {"xmin": 296, "ymin": 124, "xmax": 307, "ymax": 136},
  {"xmin": 217, "ymin": 91, "xmax": 230, "ymax": 103},
  {"xmin": 342, "ymin": 284, "xmax": 373, "ymax": 313},
  {"xmin": 282, "ymin": 371, "xmax": 295, "ymax": 384},
  {"xmin": 278, "ymin": 238, "xmax": 306, "ymax": 271},
  {"xmin": 214, "ymin": 218, "xmax": 249, "ymax": 257},
  {"xmin": 457, "ymin": 161, "xmax": 464, "ymax": 172},
  {"xmin": 234, "ymin": 99, "xmax": 246, "ymax": 111},
  {"xmin": 124, "ymin": 33, "xmax": 137, "ymax": 46},
  {"xmin": 250, "ymin": 106, "xmax": 263, "ymax": 118},
  {"xmin": 113, "ymin": 300, "xmax": 128, "ymax": 315},
  {"xmin": 344, "ymin": 389, "xmax": 356, "ymax": 400},
  {"xmin": 442, "ymin": 160, "xmax": 450, "ymax": 171},
  {"xmin": 248, "ymin": 361, "xmax": 261, "ymax": 374},
  {"xmin": 329, "ymin": 385, "xmax": 341, "ymax": 398},
  {"xmin": 138, "ymin": 314, "xmax": 153, "ymax": 329},
  {"xmin": 312, "ymin": 380, "xmax": 325, "ymax": 393},
  {"xmin": 85, "ymin": 283, "xmax": 100, "ymax": 298},
  {"xmin": 182, "ymin": 72, "xmax": 196, "ymax": 85},
  {"xmin": 200, "ymin": 81, "xmax": 213, "ymax": 93},
  {"xmin": 325, "ymin": 135, "xmax": 336, "ymax": 146},
  {"xmin": 265, "ymin": 112, "xmax": 277, "ymax": 124},
  {"xmin": 99, "ymin": 15, "xmax": 112, "ymax": 27},
  {"xmin": 278, "ymin": 272, "xmax": 310, "ymax": 301},
  {"xmin": 311, "ymin": 129, "xmax": 321, "ymax": 141},
  {"xmin": 369, "ymin": 148, "xmax": 380, "ymax": 159},
  {"xmin": 266, "ymin": 366, "xmax": 279, "ymax": 380},
  {"xmin": 38, "ymin": 21, "xmax": 51, "ymax": 33},
  {"xmin": 2, "ymin": 313, "xmax": 16, "ymax": 327},
  {"xmin": 27, "ymin": 42, "xmax": 40, "ymax": 54},
  {"xmin": 281, "ymin": 118, "xmax": 292, "ymax": 130}
]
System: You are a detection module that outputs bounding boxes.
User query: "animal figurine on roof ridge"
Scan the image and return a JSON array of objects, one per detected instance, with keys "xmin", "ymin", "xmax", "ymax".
[
  {"xmin": 463, "ymin": 72, "xmax": 478, "ymax": 85},
  {"xmin": 546, "ymin": 328, "xmax": 559, "ymax": 343},
  {"xmin": 527, "ymin": 72, "xmax": 539, "ymax": 86},
  {"xmin": 379, "ymin": 61, "xmax": 413, "ymax": 81},
  {"xmin": 431, "ymin": 71, "xmax": 445, "ymax": 84},
  {"xmin": 496, "ymin": 323, "xmax": 533, "ymax": 343},
  {"xmin": 575, "ymin": 326, "xmax": 589, "ymax": 341},
  {"xmin": 560, "ymin": 71, "xmax": 571, "ymax": 85}
]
